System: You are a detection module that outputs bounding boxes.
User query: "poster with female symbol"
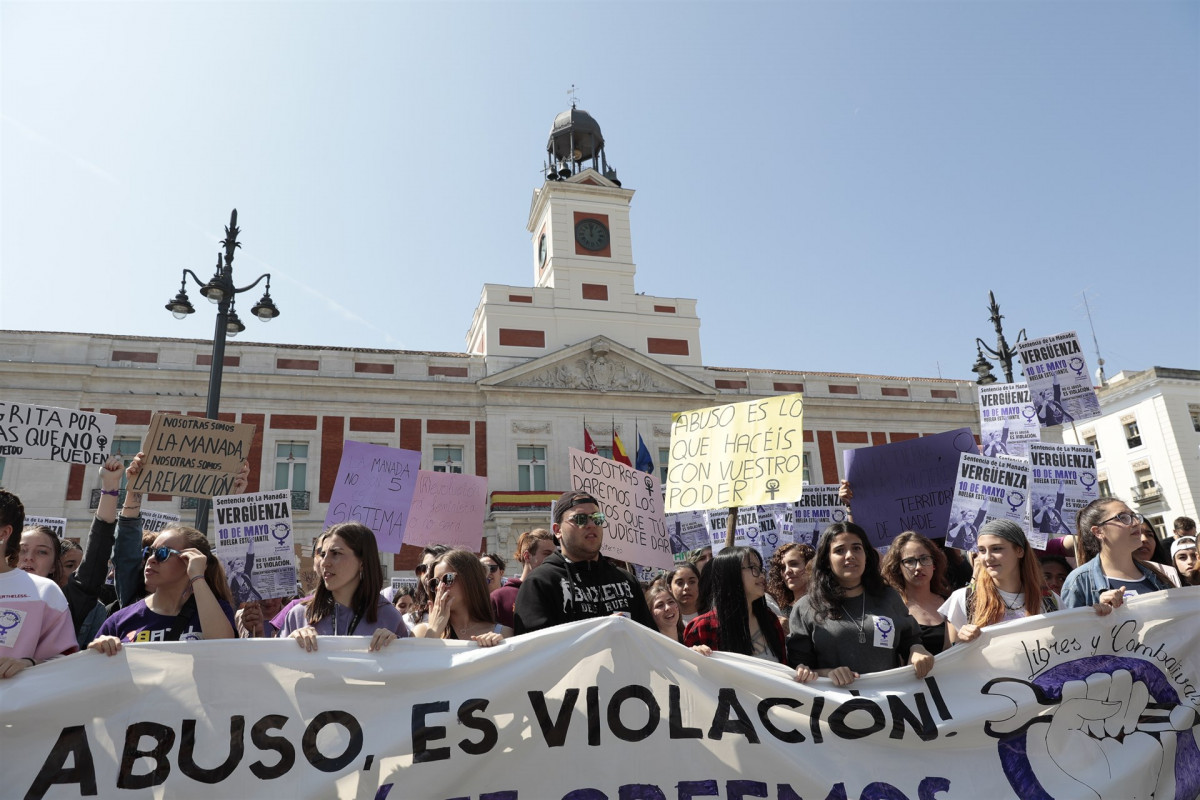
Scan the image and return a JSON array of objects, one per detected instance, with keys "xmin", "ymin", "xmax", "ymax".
[
  {"xmin": 211, "ymin": 488, "xmax": 296, "ymax": 603},
  {"xmin": 1026, "ymin": 442, "xmax": 1099, "ymax": 549}
]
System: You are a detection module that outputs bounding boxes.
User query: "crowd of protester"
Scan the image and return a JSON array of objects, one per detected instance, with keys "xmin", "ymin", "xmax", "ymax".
[{"xmin": 1, "ymin": 458, "xmax": 1196, "ymax": 683}]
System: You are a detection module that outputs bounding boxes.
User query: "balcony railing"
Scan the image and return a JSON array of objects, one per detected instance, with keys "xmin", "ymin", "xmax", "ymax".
[{"xmin": 1131, "ymin": 483, "xmax": 1162, "ymax": 504}]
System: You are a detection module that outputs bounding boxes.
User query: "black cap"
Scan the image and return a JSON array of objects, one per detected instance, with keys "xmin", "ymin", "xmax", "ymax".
[{"xmin": 553, "ymin": 491, "xmax": 599, "ymax": 523}]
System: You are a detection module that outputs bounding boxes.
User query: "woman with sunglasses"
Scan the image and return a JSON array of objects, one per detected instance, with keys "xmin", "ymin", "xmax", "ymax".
[
  {"xmin": 1060, "ymin": 499, "xmax": 1173, "ymax": 613},
  {"xmin": 412, "ymin": 549, "xmax": 510, "ymax": 646},
  {"xmin": 789, "ymin": 523, "xmax": 932, "ymax": 686},
  {"xmin": 479, "ymin": 552, "xmax": 506, "ymax": 594},
  {"xmin": 280, "ymin": 522, "xmax": 408, "ymax": 652},
  {"xmin": 683, "ymin": 547, "xmax": 786, "ymax": 663},
  {"xmin": 880, "ymin": 532, "xmax": 951, "ymax": 655},
  {"xmin": 88, "ymin": 524, "xmax": 236, "ymax": 655}
]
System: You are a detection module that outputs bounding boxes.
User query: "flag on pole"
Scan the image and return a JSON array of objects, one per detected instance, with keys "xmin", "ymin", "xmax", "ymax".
[
  {"xmin": 612, "ymin": 427, "xmax": 633, "ymax": 467},
  {"xmin": 635, "ymin": 433, "xmax": 654, "ymax": 474},
  {"xmin": 584, "ymin": 428, "xmax": 598, "ymax": 455}
]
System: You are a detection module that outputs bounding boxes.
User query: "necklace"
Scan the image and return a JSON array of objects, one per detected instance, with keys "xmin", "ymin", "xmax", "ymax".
[
  {"xmin": 1000, "ymin": 590, "xmax": 1024, "ymax": 613},
  {"xmin": 841, "ymin": 594, "xmax": 868, "ymax": 643}
]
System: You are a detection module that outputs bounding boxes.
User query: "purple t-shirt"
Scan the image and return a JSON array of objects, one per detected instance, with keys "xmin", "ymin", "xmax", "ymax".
[
  {"xmin": 266, "ymin": 595, "xmax": 311, "ymax": 637},
  {"xmin": 278, "ymin": 596, "xmax": 410, "ymax": 638},
  {"xmin": 96, "ymin": 596, "xmax": 236, "ymax": 643}
]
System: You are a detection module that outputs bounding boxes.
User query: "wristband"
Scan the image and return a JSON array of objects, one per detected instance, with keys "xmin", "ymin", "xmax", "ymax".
[
  {"xmin": 189, "ymin": 575, "xmax": 206, "ymax": 586},
  {"xmin": 24, "ymin": 658, "xmax": 36, "ymax": 667},
  {"xmin": 100, "ymin": 489, "xmax": 119, "ymax": 497}
]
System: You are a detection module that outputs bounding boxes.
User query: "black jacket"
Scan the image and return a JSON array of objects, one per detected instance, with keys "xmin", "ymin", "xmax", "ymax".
[{"xmin": 513, "ymin": 552, "xmax": 655, "ymax": 634}]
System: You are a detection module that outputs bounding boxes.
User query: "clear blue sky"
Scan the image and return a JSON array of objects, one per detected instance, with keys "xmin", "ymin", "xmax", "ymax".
[{"xmin": 3, "ymin": 1, "xmax": 1196, "ymax": 381}]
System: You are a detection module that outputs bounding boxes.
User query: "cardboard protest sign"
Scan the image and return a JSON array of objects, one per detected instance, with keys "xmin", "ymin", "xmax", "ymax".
[
  {"xmin": 569, "ymin": 448, "xmax": 672, "ymax": 569},
  {"xmin": 402, "ymin": 469, "xmax": 488, "ymax": 552},
  {"xmin": 1017, "ymin": 331, "xmax": 1102, "ymax": 425},
  {"xmin": 665, "ymin": 393, "xmax": 804, "ymax": 513},
  {"xmin": 0, "ymin": 402, "xmax": 115, "ymax": 464},
  {"xmin": 294, "ymin": 543, "xmax": 319, "ymax": 595},
  {"xmin": 793, "ymin": 484, "xmax": 849, "ymax": 546},
  {"xmin": 8, "ymin": 592, "xmax": 1195, "ymax": 800},
  {"xmin": 132, "ymin": 413, "xmax": 255, "ymax": 499},
  {"xmin": 213, "ymin": 489, "xmax": 296, "ymax": 603},
  {"xmin": 978, "ymin": 382, "xmax": 1041, "ymax": 459},
  {"xmin": 664, "ymin": 510, "xmax": 708, "ymax": 557},
  {"xmin": 945, "ymin": 453, "xmax": 1031, "ymax": 551},
  {"xmin": 844, "ymin": 428, "xmax": 978, "ymax": 548},
  {"xmin": 323, "ymin": 441, "xmax": 421, "ymax": 552},
  {"xmin": 1027, "ymin": 442, "xmax": 1100, "ymax": 549},
  {"xmin": 140, "ymin": 509, "xmax": 182, "ymax": 534},
  {"xmin": 24, "ymin": 516, "xmax": 67, "ymax": 538}
]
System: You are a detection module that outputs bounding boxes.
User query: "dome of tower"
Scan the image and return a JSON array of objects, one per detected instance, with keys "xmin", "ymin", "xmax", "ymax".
[{"xmin": 547, "ymin": 107, "xmax": 605, "ymax": 163}]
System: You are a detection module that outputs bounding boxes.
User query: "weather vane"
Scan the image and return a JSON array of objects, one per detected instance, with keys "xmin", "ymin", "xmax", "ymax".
[{"xmin": 567, "ymin": 84, "xmax": 579, "ymax": 108}]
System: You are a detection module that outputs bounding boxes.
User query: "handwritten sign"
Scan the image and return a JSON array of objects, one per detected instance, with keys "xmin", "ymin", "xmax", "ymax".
[
  {"xmin": 945, "ymin": 453, "xmax": 1031, "ymax": 550},
  {"xmin": 402, "ymin": 470, "xmax": 489, "ymax": 552},
  {"xmin": 844, "ymin": 428, "xmax": 978, "ymax": 547},
  {"xmin": 569, "ymin": 448, "xmax": 672, "ymax": 569},
  {"xmin": 24, "ymin": 516, "xmax": 67, "ymax": 538},
  {"xmin": 140, "ymin": 509, "xmax": 181, "ymax": 533},
  {"xmin": 793, "ymin": 485, "xmax": 848, "ymax": 546},
  {"xmin": 0, "ymin": 403, "xmax": 115, "ymax": 464},
  {"xmin": 1017, "ymin": 331, "xmax": 1102, "ymax": 425},
  {"xmin": 323, "ymin": 441, "xmax": 421, "ymax": 552},
  {"xmin": 665, "ymin": 393, "xmax": 804, "ymax": 513},
  {"xmin": 132, "ymin": 413, "xmax": 255, "ymax": 499},
  {"xmin": 978, "ymin": 382, "xmax": 1041, "ymax": 458},
  {"xmin": 1027, "ymin": 442, "xmax": 1100, "ymax": 549},
  {"xmin": 213, "ymin": 489, "xmax": 296, "ymax": 602}
]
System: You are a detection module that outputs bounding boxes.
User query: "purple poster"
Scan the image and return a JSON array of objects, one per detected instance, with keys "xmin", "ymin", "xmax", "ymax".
[
  {"xmin": 323, "ymin": 441, "xmax": 421, "ymax": 552},
  {"xmin": 843, "ymin": 428, "xmax": 978, "ymax": 548}
]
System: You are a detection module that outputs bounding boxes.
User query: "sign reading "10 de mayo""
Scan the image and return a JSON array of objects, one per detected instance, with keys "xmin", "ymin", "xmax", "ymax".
[{"xmin": 665, "ymin": 393, "xmax": 804, "ymax": 514}]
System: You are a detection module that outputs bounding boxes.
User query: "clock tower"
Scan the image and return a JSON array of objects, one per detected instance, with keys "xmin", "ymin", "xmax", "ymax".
[{"xmin": 466, "ymin": 104, "xmax": 701, "ymax": 369}]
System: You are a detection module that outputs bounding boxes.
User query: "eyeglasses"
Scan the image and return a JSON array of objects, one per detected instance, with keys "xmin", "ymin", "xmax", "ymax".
[
  {"xmin": 142, "ymin": 546, "xmax": 183, "ymax": 563},
  {"xmin": 566, "ymin": 512, "xmax": 606, "ymax": 527},
  {"xmin": 901, "ymin": 555, "xmax": 934, "ymax": 570},
  {"xmin": 1098, "ymin": 511, "xmax": 1144, "ymax": 528},
  {"xmin": 427, "ymin": 573, "xmax": 456, "ymax": 593},
  {"xmin": 481, "ymin": 563, "xmax": 500, "ymax": 573},
  {"xmin": 742, "ymin": 564, "xmax": 763, "ymax": 577}
]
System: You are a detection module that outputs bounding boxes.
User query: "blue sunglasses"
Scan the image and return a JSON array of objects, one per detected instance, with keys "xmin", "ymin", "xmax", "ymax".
[{"xmin": 142, "ymin": 546, "xmax": 183, "ymax": 563}]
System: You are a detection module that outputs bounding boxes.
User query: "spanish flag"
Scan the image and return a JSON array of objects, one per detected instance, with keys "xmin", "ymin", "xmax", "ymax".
[{"xmin": 612, "ymin": 430, "xmax": 633, "ymax": 467}]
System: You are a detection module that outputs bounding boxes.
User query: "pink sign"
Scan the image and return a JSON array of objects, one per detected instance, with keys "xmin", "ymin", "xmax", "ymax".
[
  {"xmin": 402, "ymin": 469, "xmax": 489, "ymax": 552},
  {"xmin": 323, "ymin": 441, "xmax": 421, "ymax": 552}
]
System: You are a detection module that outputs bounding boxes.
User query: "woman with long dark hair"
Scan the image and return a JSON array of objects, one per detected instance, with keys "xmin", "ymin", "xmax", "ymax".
[
  {"xmin": 280, "ymin": 522, "xmax": 409, "ymax": 651},
  {"xmin": 939, "ymin": 519, "xmax": 1058, "ymax": 645},
  {"xmin": 666, "ymin": 562, "xmax": 702, "ymax": 624},
  {"xmin": 682, "ymin": 546, "xmax": 786, "ymax": 663},
  {"xmin": 880, "ymin": 532, "xmax": 951, "ymax": 655},
  {"xmin": 789, "ymin": 523, "xmax": 932, "ymax": 686},
  {"xmin": 645, "ymin": 580, "xmax": 684, "ymax": 642},
  {"xmin": 413, "ymin": 549, "xmax": 510, "ymax": 646},
  {"xmin": 1060, "ymin": 498, "xmax": 1172, "ymax": 613}
]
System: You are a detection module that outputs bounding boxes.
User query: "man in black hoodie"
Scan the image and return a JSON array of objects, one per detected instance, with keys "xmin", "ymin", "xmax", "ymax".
[{"xmin": 513, "ymin": 491, "xmax": 655, "ymax": 634}]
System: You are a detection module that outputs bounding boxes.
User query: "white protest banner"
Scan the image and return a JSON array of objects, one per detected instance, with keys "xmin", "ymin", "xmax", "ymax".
[
  {"xmin": 1017, "ymin": 331, "xmax": 1102, "ymax": 425},
  {"xmin": 402, "ymin": 469, "xmax": 489, "ymax": 552},
  {"xmin": 323, "ymin": 441, "xmax": 421, "ymax": 552},
  {"xmin": 664, "ymin": 509, "xmax": 708, "ymax": 556},
  {"xmin": 140, "ymin": 509, "xmax": 181, "ymax": 533},
  {"xmin": 666, "ymin": 393, "xmax": 804, "ymax": 513},
  {"xmin": 978, "ymin": 382, "xmax": 1041, "ymax": 458},
  {"xmin": 704, "ymin": 506, "xmax": 760, "ymax": 554},
  {"xmin": 946, "ymin": 453, "xmax": 1032, "ymax": 550},
  {"xmin": 25, "ymin": 515, "xmax": 67, "ymax": 538},
  {"xmin": 569, "ymin": 447, "xmax": 671, "ymax": 569},
  {"xmin": 1028, "ymin": 442, "xmax": 1100, "ymax": 547},
  {"xmin": 794, "ymin": 484, "xmax": 849, "ymax": 546},
  {"xmin": 0, "ymin": 402, "xmax": 115, "ymax": 464},
  {"xmin": 132, "ymin": 413, "xmax": 256, "ymax": 499},
  {"xmin": 212, "ymin": 489, "xmax": 296, "ymax": 603},
  {"xmin": 6, "ymin": 591, "xmax": 1196, "ymax": 800}
]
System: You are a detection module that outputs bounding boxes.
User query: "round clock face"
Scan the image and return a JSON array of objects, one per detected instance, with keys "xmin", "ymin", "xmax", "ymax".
[
  {"xmin": 538, "ymin": 233, "xmax": 547, "ymax": 267},
  {"xmin": 574, "ymin": 219, "xmax": 609, "ymax": 252}
]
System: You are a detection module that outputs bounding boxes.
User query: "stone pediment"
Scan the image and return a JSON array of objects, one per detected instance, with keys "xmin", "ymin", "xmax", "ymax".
[{"xmin": 481, "ymin": 337, "xmax": 715, "ymax": 396}]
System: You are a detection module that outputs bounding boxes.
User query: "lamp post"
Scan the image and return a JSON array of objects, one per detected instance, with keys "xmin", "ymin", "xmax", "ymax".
[
  {"xmin": 165, "ymin": 209, "xmax": 280, "ymax": 531},
  {"xmin": 973, "ymin": 291, "xmax": 1025, "ymax": 385}
]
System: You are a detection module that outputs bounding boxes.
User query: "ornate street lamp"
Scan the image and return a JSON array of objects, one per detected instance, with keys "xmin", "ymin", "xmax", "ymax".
[
  {"xmin": 973, "ymin": 291, "xmax": 1025, "ymax": 385},
  {"xmin": 164, "ymin": 209, "xmax": 280, "ymax": 531}
]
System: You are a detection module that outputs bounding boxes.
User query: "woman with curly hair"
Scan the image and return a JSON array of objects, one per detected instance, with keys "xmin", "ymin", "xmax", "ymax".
[
  {"xmin": 789, "ymin": 523, "xmax": 932, "ymax": 686},
  {"xmin": 939, "ymin": 519, "xmax": 1058, "ymax": 645},
  {"xmin": 881, "ymin": 532, "xmax": 950, "ymax": 655},
  {"xmin": 683, "ymin": 546, "xmax": 786, "ymax": 663},
  {"xmin": 765, "ymin": 542, "xmax": 814, "ymax": 630}
]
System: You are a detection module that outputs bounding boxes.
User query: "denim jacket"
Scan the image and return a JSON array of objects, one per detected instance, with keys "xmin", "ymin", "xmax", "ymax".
[{"xmin": 1060, "ymin": 557, "xmax": 1170, "ymax": 608}]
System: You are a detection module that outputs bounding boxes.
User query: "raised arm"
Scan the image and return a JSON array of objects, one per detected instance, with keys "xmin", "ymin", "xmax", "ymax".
[{"xmin": 73, "ymin": 457, "xmax": 124, "ymax": 595}]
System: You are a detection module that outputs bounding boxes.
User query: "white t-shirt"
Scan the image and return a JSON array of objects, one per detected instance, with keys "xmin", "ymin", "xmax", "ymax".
[
  {"xmin": 938, "ymin": 586, "xmax": 1028, "ymax": 630},
  {"xmin": 0, "ymin": 568, "xmax": 79, "ymax": 661}
]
